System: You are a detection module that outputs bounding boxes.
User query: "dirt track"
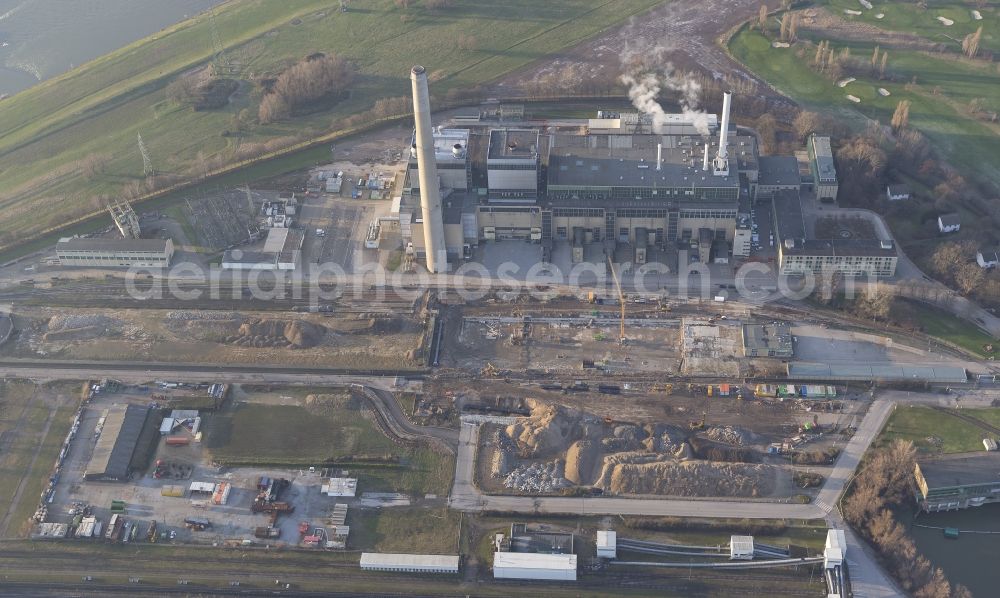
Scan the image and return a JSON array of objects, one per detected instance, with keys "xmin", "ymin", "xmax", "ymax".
[{"xmin": 494, "ymin": 0, "xmax": 794, "ymax": 106}]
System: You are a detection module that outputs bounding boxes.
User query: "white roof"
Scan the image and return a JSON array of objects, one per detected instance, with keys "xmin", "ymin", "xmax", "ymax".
[
  {"xmin": 825, "ymin": 529, "xmax": 847, "ymax": 552},
  {"xmin": 325, "ymin": 477, "xmax": 358, "ymax": 497},
  {"xmin": 360, "ymin": 553, "xmax": 459, "ymax": 568},
  {"xmin": 189, "ymin": 481, "xmax": 216, "ymax": 493},
  {"xmin": 730, "ymin": 535, "xmax": 754, "ymax": 553},
  {"xmin": 596, "ymin": 530, "xmax": 616, "ymax": 547},
  {"xmin": 494, "ymin": 552, "xmax": 577, "ymax": 570},
  {"xmin": 159, "ymin": 418, "xmax": 175, "ymax": 434},
  {"xmin": 264, "ymin": 227, "xmax": 290, "ymax": 253}
]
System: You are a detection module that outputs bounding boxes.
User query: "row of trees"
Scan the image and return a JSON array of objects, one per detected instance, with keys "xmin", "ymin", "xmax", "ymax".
[
  {"xmin": 842, "ymin": 440, "xmax": 971, "ymax": 598},
  {"xmin": 259, "ymin": 54, "xmax": 354, "ymax": 124}
]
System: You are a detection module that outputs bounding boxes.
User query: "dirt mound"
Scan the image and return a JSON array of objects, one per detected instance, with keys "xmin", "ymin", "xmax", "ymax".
[
  {"xmin": 602, "ymin": 461, "xmax": 774, "ymax": 497},
  {"xmin": 564, "ymin": 440, "xmax": 602, "ymax": 485},
  {"xmin": 703, "ymin": 425, "xmax": 761, "ymax": 447},
  {"xmin": 227, "ymin": 319, "xmax": 324, "ymax": 348},
  {"xmin": 504, "ymin": 399, "xmax": 595, "ymax": 458},
  {"xmin": 642, "ymin": 423, "xmax": 687, "ymax": 453},
  {"xmin": 44, "ymin": 314, "xmax": 122, "ymax": 341}
]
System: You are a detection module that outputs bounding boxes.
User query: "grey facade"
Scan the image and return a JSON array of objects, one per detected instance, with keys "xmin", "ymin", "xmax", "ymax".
[{"xmin": 57, "ymin": 238, "xmax": 174, "ymax": 268}]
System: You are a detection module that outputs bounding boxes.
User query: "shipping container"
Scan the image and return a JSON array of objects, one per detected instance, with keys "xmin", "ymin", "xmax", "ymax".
[
  {"xmin": 160, "ymin": 485, "xmax": 185, "ymax": 498},
  {"xmin": 165, "ymin": 436, "xmax": 190, "ymax": 446}
]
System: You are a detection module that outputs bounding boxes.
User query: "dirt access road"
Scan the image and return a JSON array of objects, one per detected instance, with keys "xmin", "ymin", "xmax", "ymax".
[{"xmin": 494, "ymin": 0, "xmax": 792, "ymax": 106}]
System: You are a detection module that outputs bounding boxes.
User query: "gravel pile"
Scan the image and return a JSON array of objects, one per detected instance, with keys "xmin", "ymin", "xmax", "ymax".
[
  {"xmin": 503, "ymin": 460, "xmax": 570, "ymax": 493},
  {"xmin": 704, "ymin": 426, "xmax": 760, "ymax": 447}
]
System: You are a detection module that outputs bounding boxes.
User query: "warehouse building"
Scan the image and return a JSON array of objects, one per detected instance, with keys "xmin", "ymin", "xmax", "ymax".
[
  {"xmin": 493, "ymin": 552, "xmax": 577, "ymax": 581},
  {"xmin": 914, "ymin": 452, "xmax": 1000, "ymax": 512},
  {"xmin": 85, "ymin": 404, "xmax": 153, "ymax": 481},
  {"xmin": 808, "ymin": 135, "xmax": 838, "ymax": 202},
  {"xmin": 56, "ymin": 237, "xmax": 174, "ymax": 268},
  {"xmin": 359, "ymin": 553, "xmax": 460, "ymax": 574},
  {"xmin": 787, "ymin": 362, "xmax": 967, "ymax": 383}
]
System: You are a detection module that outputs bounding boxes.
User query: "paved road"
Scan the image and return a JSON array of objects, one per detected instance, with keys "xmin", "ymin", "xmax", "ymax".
[{"xmin": 0, "ymin": 362, "xmax": 411, "ymax": 391}]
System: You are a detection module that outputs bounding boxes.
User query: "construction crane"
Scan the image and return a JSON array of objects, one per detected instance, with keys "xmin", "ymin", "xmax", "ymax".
[{"xmin": 606, "ymin": 255, "xmax": 626, "ymax": 345}]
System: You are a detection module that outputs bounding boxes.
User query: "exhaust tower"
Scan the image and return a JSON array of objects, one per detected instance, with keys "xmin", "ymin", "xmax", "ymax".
[
  {"xmin": 409, "ymin": 65, "xmax": 448, "ymax": 273},
  {"xmin": 712, "ymin": 91, "xmax": 732, "ymax": 177}
]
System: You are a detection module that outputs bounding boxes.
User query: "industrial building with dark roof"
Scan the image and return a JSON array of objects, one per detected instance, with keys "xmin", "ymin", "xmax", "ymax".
[
  {"xmin": 914, "ymin": 452, "xmax": 1000, "ymax": 512},
  {"xmin": 85, "ymin": 404, "xmax": 153, "ymax": 481}
]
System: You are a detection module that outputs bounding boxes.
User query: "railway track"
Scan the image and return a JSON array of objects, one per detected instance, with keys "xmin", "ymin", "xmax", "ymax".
[{"xmin": 931, "ymin": 405, "xmax": 1000, "ymax": 436}]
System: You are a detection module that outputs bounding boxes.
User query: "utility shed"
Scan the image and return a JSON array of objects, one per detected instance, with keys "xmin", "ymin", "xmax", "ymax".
[
  {"xmin": 85, "ymin": 404, "xmax": 151, "ymax": 481},
  {"xmin": 730, "ymin": 535, "xmax": 754, "ymax": 560},
  {"xmin": 493, "ymin": 552, "xmax": 577, "ymax": 581},
  {"xmin": 596, "ymin": 530, "xmax": 617, "ymax": 559},
  {"xmin": 359, "ymin": 553, "xmax": 459, "ymax": 574}
]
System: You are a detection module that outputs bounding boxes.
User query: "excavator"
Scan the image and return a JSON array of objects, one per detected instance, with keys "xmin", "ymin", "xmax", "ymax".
[{"xmin": 688, "ymin": 411, "xmax": 707, "ymax": 431}]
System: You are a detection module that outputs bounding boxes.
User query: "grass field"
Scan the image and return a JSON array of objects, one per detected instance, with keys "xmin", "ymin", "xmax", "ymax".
[
  {"xmin": 728, "ymin": 20, "xmax": 1000, "ymax": 190},
  {"xmin": 877, "ymin": 405, "xmax": 992, "ymax": 454},
  {"xmin": 0, "ymin": 381, "xmax": 80, "ymax": 538},
  {"xmin": 205, "ymin": 399, "xmax": 453, "ymax": 495},
  {"xmin": 826, "ymin": 0, "xmax": 1000, "ymax": 54},
  {"xmin": 0, "ymin": 0, "xmax": 661, "ymax": 250},
  {"xmin": 891, "ymin": 299, "xmax": 998, "ymax": 357},
  {"xmin": 348, "ymin": 507, "xmax": 461, "ymax": 553}
]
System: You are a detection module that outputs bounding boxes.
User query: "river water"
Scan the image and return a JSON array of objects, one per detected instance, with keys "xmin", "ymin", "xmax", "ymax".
[
  {"xmin": 0, "ymin": 0, "xmax": 222, "ymax": 97},
  {"xmin": 909, "ymin": 502, "xmax": 1000, "ymax": 597}
]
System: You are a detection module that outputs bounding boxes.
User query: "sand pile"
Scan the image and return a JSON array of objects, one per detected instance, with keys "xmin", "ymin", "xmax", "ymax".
[
  {"xmin": 505, "ymin": 399, "xmax": 594, "ymax": 458},
  {"xmin": 564, "ymin": 440, "xmax": 602, "ymax": 485},
  {"xmin": 226, "ymin": 319, "xmax": 324, "ymax": 348},
  {"xmin": 601, "ymin": 461, "xmax": 774, "ymax": 497}
]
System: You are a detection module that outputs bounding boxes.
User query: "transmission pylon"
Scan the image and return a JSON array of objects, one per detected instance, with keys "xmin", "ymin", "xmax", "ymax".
[{"xmin": 137, "ymin": 132, "xmax": 154, "ymax": 177}]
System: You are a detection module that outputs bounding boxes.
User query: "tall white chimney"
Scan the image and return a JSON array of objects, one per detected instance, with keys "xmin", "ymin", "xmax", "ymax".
[
  {"xmin": 713, "ymin": 91, "xmax": 732, "ymax": 176},
  {"xmin": 410, "ymin": 65, "xmax": 448, "ymax": 273},
  {"xmin": 656, "ymin": 143, "xmax": 662, "ymax": 171},
  {"xmin": 703, "ymin": 141, "xmax": 710, "ymax": 171}
]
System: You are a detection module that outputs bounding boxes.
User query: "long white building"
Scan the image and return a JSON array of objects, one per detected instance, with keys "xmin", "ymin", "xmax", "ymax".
[
  {"xmin": 56, "ymin": 237, "xmax": 174, "ymax": 268},
  {"xmin": 359, "ymin": 553, "xmax": 459, "ymax": 574},
  {"xmin": 493, "ymin": 552, "xmax": 577, "ymax": 581}
]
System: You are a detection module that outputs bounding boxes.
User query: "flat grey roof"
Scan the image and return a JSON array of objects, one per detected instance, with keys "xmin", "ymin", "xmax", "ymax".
[
  {"xmin": 772, "ymin": 190, "xmax": 806, "ymax": 241},
  {"xmin": 743, "ymin": 323, "xmax": 793, "ymax": 354},
  {"xmin": 57, "ymin": 237, "xmax": 169, "ymax": 252},
  {"xmin": 549, "ymin": 154, "xmax": 737, "ymax": 189},
  {"xmin": 788, "ymin": 362, "xmax": 967, "ymax": 383},
  {"xmin": 758, "ymin": 156, "xmax": 801, "ymax": 187},
  {"xmin": 887, "ymin": 184, "xmax": 910, "ymax": 195},
  {"xmin": 488, "ymin": 129, "xmax": 539, "ymax": 159},
  {"xmin": 918, "ymin": 452, "xmax": 1000, "ymax": 489},
  {"xmin": 784, "ymin": 239, "xmax": 897, "ymax": 257},
  {"xmin": 86, "ymin": 404, "xmax": 151, "ymax": 480},
  {"xmin": 810, "ymin": 136, "xmax": 836, "ymax": 181}
]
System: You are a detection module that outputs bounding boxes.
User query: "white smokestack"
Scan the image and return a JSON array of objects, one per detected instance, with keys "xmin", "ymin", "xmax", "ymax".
[
  {"xmin": 410, "ymin": 65, "xmax": 448, "ymax": 273},
  {"xmin": 656, "ymin": 143, "xmax": 662, "ymax": 171},
  {"xmin": 718, "ymin": 91, "xmax": 731, "ymax": 160},
  {"xmin": 703, "ymin": 141, "xmax": 710, "ymax": 171}
]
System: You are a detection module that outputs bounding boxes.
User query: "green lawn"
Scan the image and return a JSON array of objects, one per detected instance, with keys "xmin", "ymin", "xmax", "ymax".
[
  {"xmin": 348, "ymin": 507, "xmax": 461, "ymax": 553},
  {"xmin": 825, "ymin": 0, "xmax": 1000, "ymax": 54},
  {"xmin": 963, "ymin": 408, "xmax": 1000, "ymax": 429},
  {"xmin": 0, "ymin": 0, "xmax": 661, "ymax": 251},
  {"xmin": 878, "ymin": 405, "xmax": 989, "ymax": 454},
  {"xmin": 205, "ymin": 399, "xmax": 454, "ymax": 495},
  {"xmin": 728, "ymin": 24, "xmax": 1000, "ymax": 190},
  {"xmin": 891, "ymin": 299, "xmax": 997, "ymax": 358}
]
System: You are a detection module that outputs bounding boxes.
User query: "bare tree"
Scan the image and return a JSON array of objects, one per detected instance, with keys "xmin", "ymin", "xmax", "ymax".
[
  {"xmin": 758, "ymin": 4, "xmax": 768, "ymax": 33},
  {"xmin": 780, "ymin": 13, "xmax": 790, "ymax": 42},
  {"xmin": 890, "ymin": 99, "xmax": 911, "ymax": 131},
  {"xmin": 793, "ymin": 110, "xmax": 823, "ymax": 141},
  {"xmin": 962, "ymin": 26, "xmax": 983, "ymax": 59},
  {"xmin": 856, "ymin": 282, "xmax": 896, "ymax": 322},
  {"xmin": 789, "ymin": 14, "xmax": 799, "ymax": 42},
  {"xmin": 879, "ymin": 51, "xmax": 889, "ymax": 79}
]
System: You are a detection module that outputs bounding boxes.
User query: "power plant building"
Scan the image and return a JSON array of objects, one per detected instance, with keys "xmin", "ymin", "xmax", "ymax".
[
  {"xmin": 396, "ymin": 76, "xmax": 804, "ymax": 272},
  {"xmin": 56, "ymin": 237, "xmax": 174, "ymax": 268}
]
